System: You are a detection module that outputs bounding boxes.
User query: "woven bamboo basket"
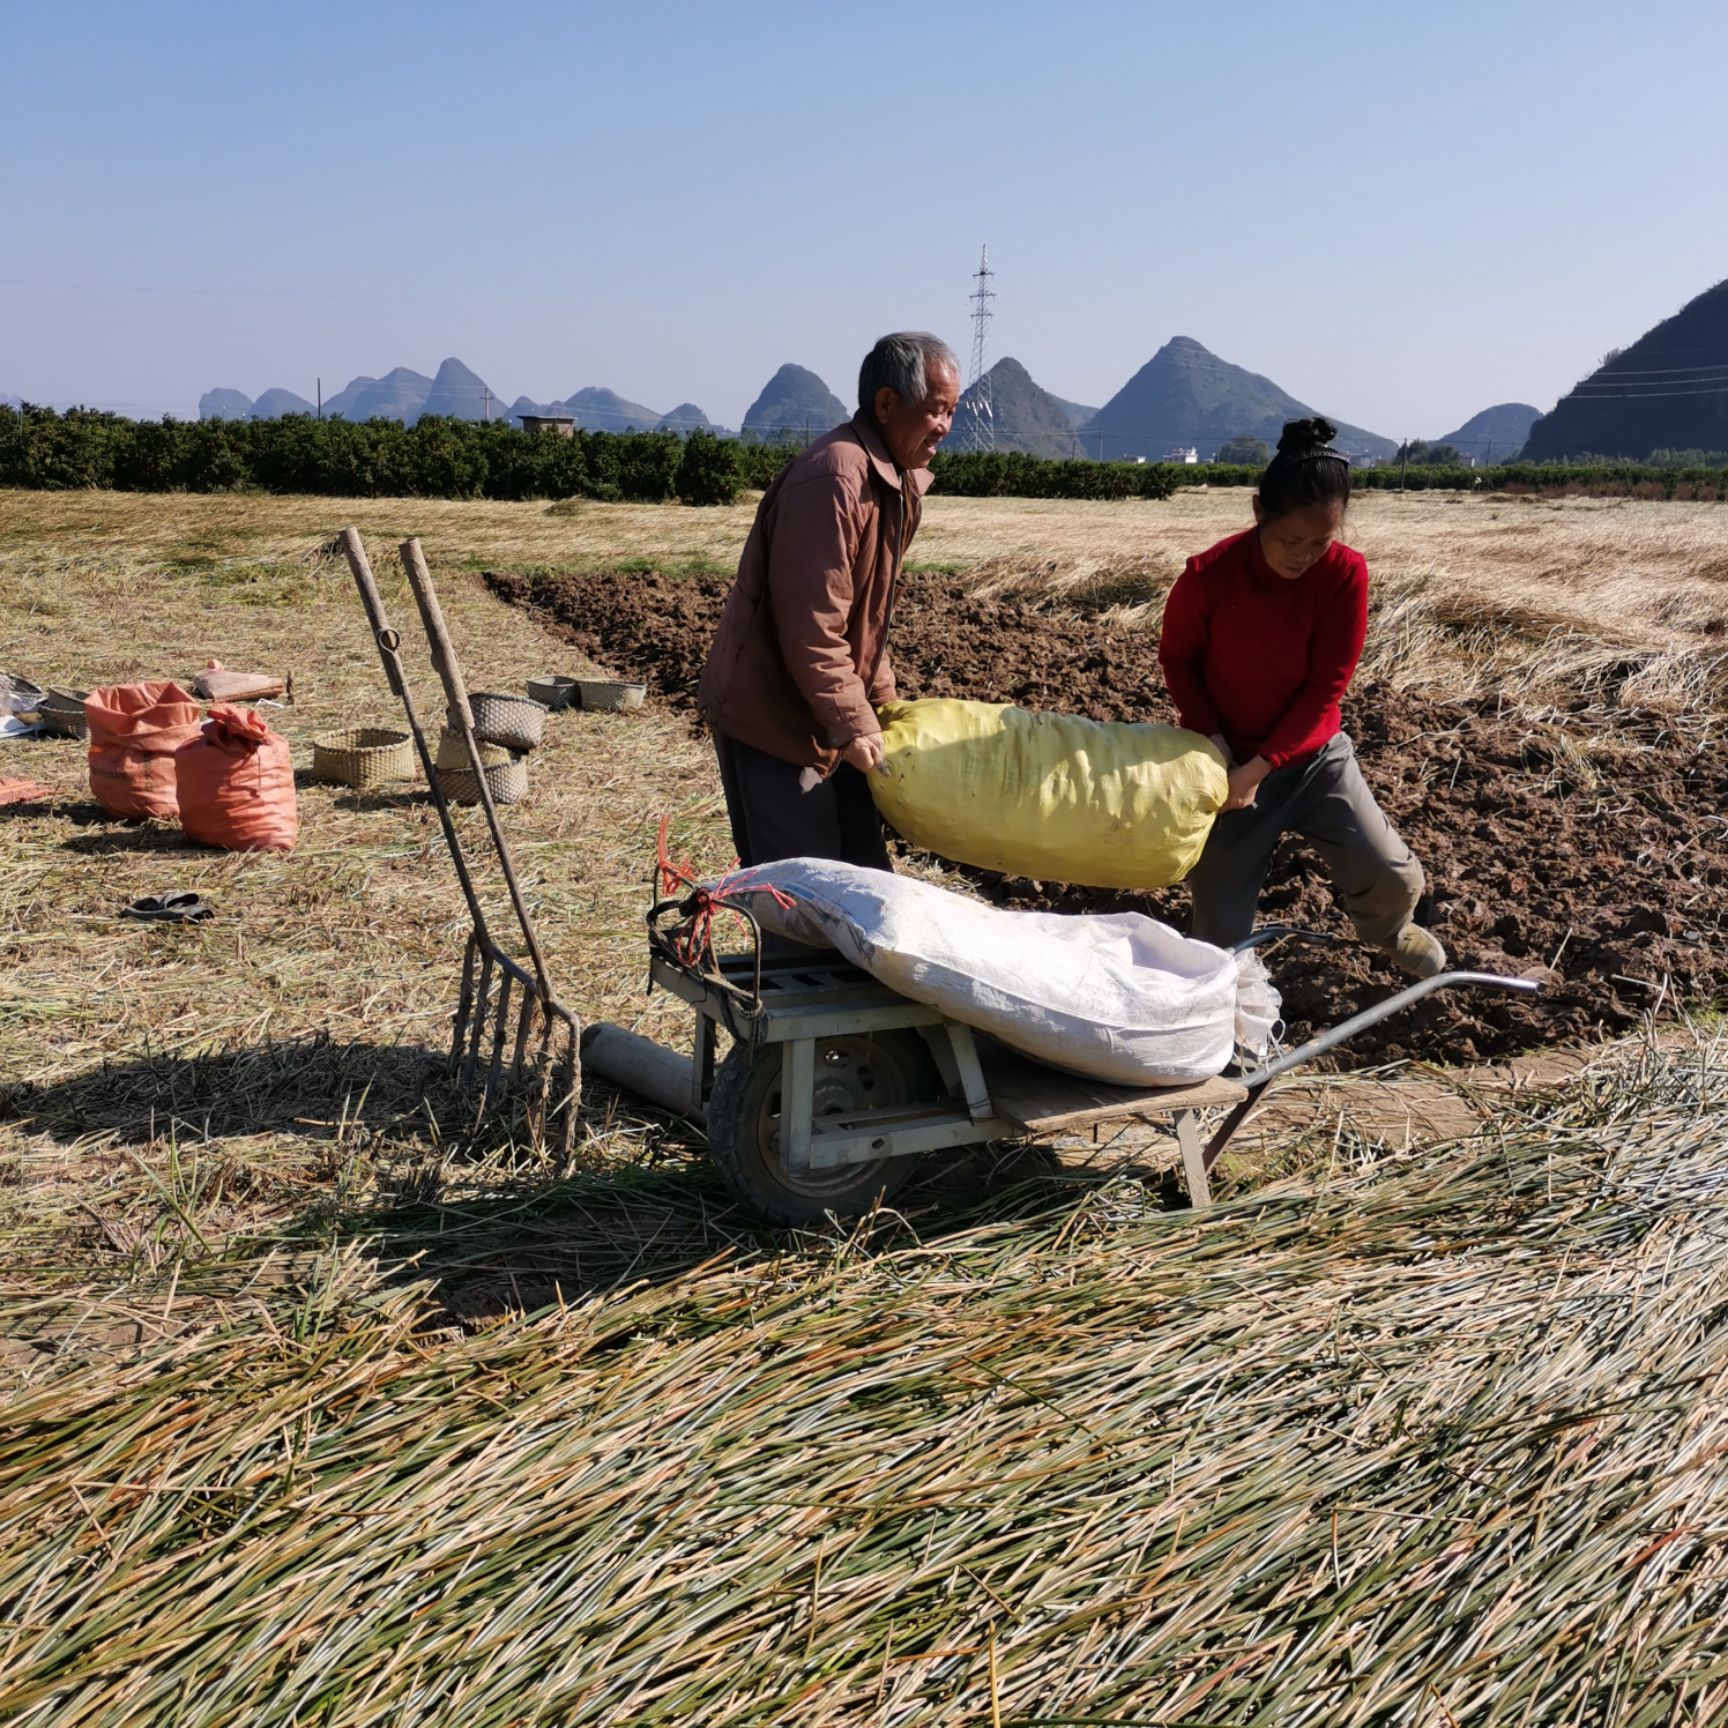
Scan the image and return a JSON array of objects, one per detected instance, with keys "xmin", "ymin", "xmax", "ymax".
[
  {"xmin": 311, "ymin": 727, "xmax": 414, "ymax": 789},
  {"xmin": 37, "ymin": 687, "xmax": 91, "ymax": 740},
  {"xmin": 434, "ymin": 729, "xmax": 512, "ymax": 773},
  {"xmin": 436, "ymin": 755, "xmax": 530, "ymax": 807},
  {"xmin": 578, "ymin": 679, "xmax": 646, "ymax": 713},
  {"xmin": 468, "ymin": 691, "xmax": 547, "ymax": 752},
  {"xmin": 525, "ymin": 674, "xmax": 580, "ymax": 712}
]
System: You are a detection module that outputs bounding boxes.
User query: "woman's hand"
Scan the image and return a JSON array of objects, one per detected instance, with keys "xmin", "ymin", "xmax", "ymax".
[{"xmin": 1223, "ymin": 755, "xmax": 1272, "ymax": 812}]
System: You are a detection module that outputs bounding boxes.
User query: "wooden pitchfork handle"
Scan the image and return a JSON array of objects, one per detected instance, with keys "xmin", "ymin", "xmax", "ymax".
[
  {"xmin": 395, "ymin": 537, "xmax": 559, "ymax": 1011},
  {"xmin": 339, "ymin": 527, "xmax": 494, "ymax": 948}
]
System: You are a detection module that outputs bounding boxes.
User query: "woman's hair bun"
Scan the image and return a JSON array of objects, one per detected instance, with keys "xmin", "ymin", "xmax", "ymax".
[{"xmin": 1276, "ymin": 417, "xmax": 1338, "ymax": 458}]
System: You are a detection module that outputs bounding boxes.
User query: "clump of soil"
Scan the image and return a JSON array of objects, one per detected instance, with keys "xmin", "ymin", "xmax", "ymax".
[{"xmin": 487, "ymin": 567, "xmax": 1728, "ymax": 1065}]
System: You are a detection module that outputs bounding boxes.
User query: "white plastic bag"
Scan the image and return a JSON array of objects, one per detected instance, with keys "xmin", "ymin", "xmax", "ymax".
[{"xmin": 721, "ymin": 858, "xmax": 1280, "ymax": 1087}]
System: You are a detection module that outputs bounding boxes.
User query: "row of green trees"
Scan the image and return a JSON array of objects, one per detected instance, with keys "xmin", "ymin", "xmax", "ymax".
[
  {"xmin": 926, "ymin": 450, "xmax": 1179, "ymax": 500},
  {"xmin": 0, "ymin": 405, "xmax": 781, "ymax": 505},
  {"xmin": 0, "ymin": 404, "xmax": 1182, "ymax": 504},
  {"xmin": 2, "ymin": 404, "xmax": 1723, "ymax": 504}
]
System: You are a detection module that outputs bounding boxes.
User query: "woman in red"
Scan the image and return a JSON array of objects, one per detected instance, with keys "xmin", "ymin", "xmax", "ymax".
[{"xmin": 1158, "ymin": 417, "xmax": 1444, "ymax": 977}]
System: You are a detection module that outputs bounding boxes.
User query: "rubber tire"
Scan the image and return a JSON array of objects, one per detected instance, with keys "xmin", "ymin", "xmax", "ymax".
[{"xmin": 705, "ymin": 1031, "xmax": 941, "ymax": 1226}]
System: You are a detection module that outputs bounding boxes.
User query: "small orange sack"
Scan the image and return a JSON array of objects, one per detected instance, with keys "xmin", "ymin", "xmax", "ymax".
[
  {"xmin": 85, "ymin": 680, "xmax": 205, "ymax": 821},
  {"xmin": 175, "ymin": 703, "xmax": 298, "ymax": 852}
]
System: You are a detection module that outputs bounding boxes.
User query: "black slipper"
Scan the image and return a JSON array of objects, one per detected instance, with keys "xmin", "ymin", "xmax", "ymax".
[{"xmin": 121, "ymin": 891, "xmax": 213, "ymax": 924}]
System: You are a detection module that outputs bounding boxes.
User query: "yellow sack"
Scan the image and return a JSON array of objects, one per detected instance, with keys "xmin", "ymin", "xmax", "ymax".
[{"xmin": 871, "ymin": 699, "xmax": 1227, "ymax": 890}]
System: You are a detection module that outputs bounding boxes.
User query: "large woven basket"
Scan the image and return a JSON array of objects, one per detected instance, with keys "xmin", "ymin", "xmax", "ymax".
[
  {"xmin": 312, "ymin": 727, "xmax": 414, "ymax": 789},
  {"xmin": 434, "ymin": 729, "xmax": 511, "ymax": 773},
  {"xmin": 436, "ymin": 755, "xmax": 529, "ymax": 807},
  {"xmin": 578, "ymin": 679, "xmax": 646, "ymax": 713},
  {"xmin": 468, "ymin": 691, "xmax": 547, "ymax": 753},
  {"xmin": 38, "ymin": 687, "xmax": 91, "ymax": 740},
  {"xmin": 525, "ymin": 674, "xmax": 579, "ymax": 712}
]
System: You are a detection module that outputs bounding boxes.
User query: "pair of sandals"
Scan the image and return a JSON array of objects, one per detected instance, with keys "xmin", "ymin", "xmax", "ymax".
[{"xmin": 121, "ymin": 890, "xmax": 213, "ymax": 924}]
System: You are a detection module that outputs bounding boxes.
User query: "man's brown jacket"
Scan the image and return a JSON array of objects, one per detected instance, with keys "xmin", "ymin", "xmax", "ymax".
[{"xmin": 697, "ymin": 411, "xmax": 932, "ymax": 772}]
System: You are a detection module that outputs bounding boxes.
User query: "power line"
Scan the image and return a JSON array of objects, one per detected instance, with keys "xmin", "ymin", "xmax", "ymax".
[
  {"xmin": 1581, "ymin": 360, "xmax": 1728, "ymax": 378},
  {"xmin": 1567, "ymin": 382, "xmax": 1728, "ymax": 401}
]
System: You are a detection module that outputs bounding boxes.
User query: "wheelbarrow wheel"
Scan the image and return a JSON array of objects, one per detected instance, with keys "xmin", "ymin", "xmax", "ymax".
[{"xmin": 705, "ymin": 1031, "xmax": 941, "ymax": 1226}]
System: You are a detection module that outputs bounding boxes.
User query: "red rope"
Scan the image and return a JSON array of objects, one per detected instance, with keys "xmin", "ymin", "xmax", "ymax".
[{"xmin": 655, "ymin": 817, "xmax": 794, "ymax": 971}]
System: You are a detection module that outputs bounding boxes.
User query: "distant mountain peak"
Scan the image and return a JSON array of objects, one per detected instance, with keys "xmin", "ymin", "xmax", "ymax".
[
  {"xmin": 559, "ymin": 386, "xmax": 661, "ymax": 432},
  {"xmin": 1433, "ymin": 403, "xmax": 1542, "ymax": 460},
  {"xmin": 421, "ymin": 357, "xmax": 502, "ymax": 421},
  {"xmin": 200, "ymin": 387, "xmax": 254, "ymax": 421},
  {"xmin": 741, "ymin": 364, "xmax": 847, "ymax": 441},
  {"xmin": 943, "ymin": 355, "xmax": 1084, "ymax": 459},
  {"xmin": 1078, "ymin": 339, "xmax": 1395, "ymax": 461},
  {"xmin": 251, "ymin": 387, "xmax": 314, "ymax": 418},
  {"xmin": 657, "ymin": 402, "xmax": 719, "ymax": 436}
]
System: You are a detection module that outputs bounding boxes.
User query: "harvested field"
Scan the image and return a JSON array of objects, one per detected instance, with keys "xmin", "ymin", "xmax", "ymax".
[
  {"xmin": 5, "ymin": 1044, "xmax": 1728, "ymax": 1724},
  {"xmin": 3, "ymin": 487, "xmax": 1727, "ymax": 1725}
]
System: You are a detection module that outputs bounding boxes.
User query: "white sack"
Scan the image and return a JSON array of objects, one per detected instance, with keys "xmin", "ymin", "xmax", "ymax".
[{"xmin": 721, "ymin": 858, "xmax": 1280, "ymax": 1088}]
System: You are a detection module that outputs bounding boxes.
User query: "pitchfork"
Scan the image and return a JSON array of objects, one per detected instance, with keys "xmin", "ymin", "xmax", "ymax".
[{"xmin": 340, "ymin": 528, "xmax": 581, "ymax": 1155}]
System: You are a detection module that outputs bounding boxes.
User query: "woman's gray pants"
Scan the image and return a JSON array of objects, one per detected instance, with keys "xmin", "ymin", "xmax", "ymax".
[{"xmin": 1186, "ymin": 732, "xmax": 1424, "ymax": 950}]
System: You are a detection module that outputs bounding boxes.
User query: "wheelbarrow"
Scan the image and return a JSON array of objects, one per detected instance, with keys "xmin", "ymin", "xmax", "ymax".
[{"xmin": 580, "ymin": 894, "xmax": 1542, "ymax": 1226}]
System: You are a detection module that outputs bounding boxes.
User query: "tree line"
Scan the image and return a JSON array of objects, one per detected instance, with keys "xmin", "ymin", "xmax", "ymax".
[{"xmin": 2, "ymin": 404, "xmax": 1722, "ymax": 505}]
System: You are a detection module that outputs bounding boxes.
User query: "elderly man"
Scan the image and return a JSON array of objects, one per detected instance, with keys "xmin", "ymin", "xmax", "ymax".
[{"xmin": 699, "ymin": 331, "xmax": 960, "ymax": 869}]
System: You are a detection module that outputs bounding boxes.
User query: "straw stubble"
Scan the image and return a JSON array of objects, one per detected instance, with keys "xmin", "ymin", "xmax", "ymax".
[{"xmin": 3, "ymin": 1042, "xmax": 1727, "ymax": 1725}]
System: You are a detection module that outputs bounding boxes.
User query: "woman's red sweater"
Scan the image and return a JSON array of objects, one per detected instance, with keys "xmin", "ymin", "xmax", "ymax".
[{"xmin": 1158, "ymin": 528, "xmax": 1369, "ymax": 770}]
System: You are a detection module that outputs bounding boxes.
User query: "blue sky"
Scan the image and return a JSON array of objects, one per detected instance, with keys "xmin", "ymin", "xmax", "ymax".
[{"xmin": 4, "ymin": 0, "xmax": 1724, "ymax": 438}]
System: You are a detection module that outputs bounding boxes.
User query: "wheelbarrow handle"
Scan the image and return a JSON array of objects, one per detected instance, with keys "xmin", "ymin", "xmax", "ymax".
[{"xmin": 1240, "ymin": 969, "xmax": 1543, "ymax": 1089}]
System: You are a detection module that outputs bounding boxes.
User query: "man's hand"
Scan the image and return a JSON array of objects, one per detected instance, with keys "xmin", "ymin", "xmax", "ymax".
[
  {"xmin": 1223, "ymin": 755, "xmax": 1271, "ymax": 812},
  {"xmin": 840, "ymin": 731, "xmax": 888, "ymax": 775}
]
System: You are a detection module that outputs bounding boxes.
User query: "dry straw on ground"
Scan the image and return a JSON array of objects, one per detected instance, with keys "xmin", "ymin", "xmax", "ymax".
[
  {"xmin": 3, "ymin": 1038, "xmax": 1727, "ymax": 1725},
  {"xmin": 2, "ymin": 487, "xmax": 1726, "ymax": 1725}
]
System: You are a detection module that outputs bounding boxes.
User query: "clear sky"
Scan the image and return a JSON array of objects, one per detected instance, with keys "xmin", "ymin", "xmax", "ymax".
[{"xmin": 4, "ymin": 0, "xmax": 1724, "ymax": 439}]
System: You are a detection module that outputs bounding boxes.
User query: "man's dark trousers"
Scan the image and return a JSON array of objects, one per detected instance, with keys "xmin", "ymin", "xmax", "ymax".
[{"xmin": 715, "ymin": 734, "xmax": 892, "ymax": 871}]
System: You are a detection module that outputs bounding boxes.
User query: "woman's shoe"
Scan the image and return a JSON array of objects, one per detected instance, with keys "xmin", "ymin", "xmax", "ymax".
[{"xmin": 1383, "ymin": 922, "xmax": 1446, "ymax": 979}]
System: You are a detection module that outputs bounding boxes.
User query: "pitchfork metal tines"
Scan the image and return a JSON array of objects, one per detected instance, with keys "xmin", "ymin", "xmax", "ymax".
[{"xmin": 339, "ymin": 528, "xmax": 581, "ymax": 1155}]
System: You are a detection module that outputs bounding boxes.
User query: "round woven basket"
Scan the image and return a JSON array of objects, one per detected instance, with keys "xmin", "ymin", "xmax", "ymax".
[
  {"xmin": 36, "ymin": 687, "xmax": 91, "ymax": 740},
  {"xmin": 525, "ymin": 674, "xmax": 580, "ymax": 712},
  {"xmin": 312, "ymin": 727, "xmax": 414, "ymax": 789},
  {"xmin": 436, "ymin": 755, "xmax": 529, "ymax": 807},
  {"xmin": 434, "ymin": 729, "xmax": 512, "ymax": 773},
  {"xmin": 578, "ymin": 679, "xmax": 646, "ymax": 713},
  {"xmin": 468, "ymin": 691, "xmax": 547, "ymax": 752}
]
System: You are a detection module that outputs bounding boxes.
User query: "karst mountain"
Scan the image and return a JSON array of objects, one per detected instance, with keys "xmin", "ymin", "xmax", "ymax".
[
  {"xmin": 1078, "ymin": 337, "xmax": 1396, "ymax": 462},
  {"xmin": 1523, "ymin": 276, "xmax": 1728, "ymax": 460}
]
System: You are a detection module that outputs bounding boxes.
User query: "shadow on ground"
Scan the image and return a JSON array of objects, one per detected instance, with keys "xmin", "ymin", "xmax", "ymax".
[
  {"xmin": 4, "ymin": 1033, "xmax": 453, "ymax": 1145},
  {"xmin": 6, "ymin": 1032, "xmax": 1169, "ymax": 1332},
  {"xmin": 332, "ymin": 1129, "xmax": 1127, "ymax": 1327},
  {"xmin": 61, "ymin": 829, "xmax": 214, "ymax": 857},
  {"xmin": 332, "ymin": 788, "xmax": 429, "ymax": 814}
]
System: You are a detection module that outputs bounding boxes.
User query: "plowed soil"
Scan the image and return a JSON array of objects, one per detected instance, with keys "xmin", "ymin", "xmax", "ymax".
[{"xmin": 487, "ymin": 567, "xmax": 1728, "ymax": 1065}]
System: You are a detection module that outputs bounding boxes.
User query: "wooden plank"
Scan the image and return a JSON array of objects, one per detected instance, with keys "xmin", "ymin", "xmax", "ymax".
[
  {"xmin": 193, "ymin": 667, "xmax": 286, "ymax": 702},
  {"xmin": 988, "ymin": 1059, "xmax": 1247, "ymax": 1133}
]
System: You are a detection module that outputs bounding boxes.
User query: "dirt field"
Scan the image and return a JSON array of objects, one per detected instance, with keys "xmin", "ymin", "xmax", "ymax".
[{"xmin": 489, "ymin": 497, "xmax": 1728, "ymax": 1064}]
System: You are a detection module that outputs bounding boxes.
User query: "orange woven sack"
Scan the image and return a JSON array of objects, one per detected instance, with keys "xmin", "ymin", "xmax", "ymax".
[
  {"xmin": 85, "ymin": 680, "xmax": 204, "ymax": 821},
  {"xmin": 175, "ymin": 703, "xmax": 298, "ymax": 852}
]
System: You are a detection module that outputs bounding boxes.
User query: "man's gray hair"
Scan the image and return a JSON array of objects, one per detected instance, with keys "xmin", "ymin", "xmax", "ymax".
[{"xmin": 858, "ymin": 332, "xmax": 960, "ymax": 412}]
